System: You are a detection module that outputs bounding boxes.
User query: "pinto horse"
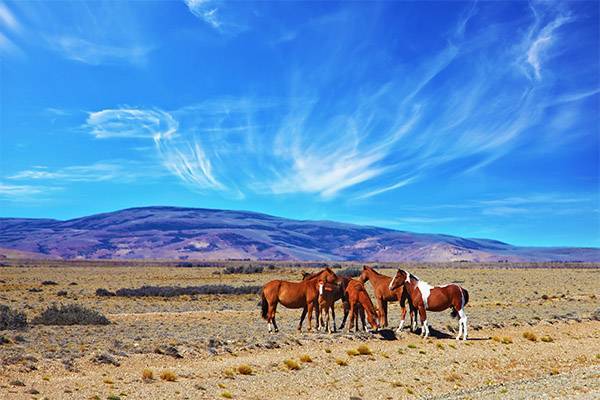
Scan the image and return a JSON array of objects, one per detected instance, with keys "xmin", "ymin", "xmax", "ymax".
[
  {"xmin": 345, "ymin": 279, "xmax": 379, "ymax": 332},
  {"xmin": 359, "ymin": 266, "xmax": 416, "ymax": 332},
  {"xmin": 302, "ymin": 271, "xmax": 350, "ymax": 331},
  {"xmin": 389, "ymin": 269, "xmax": 470, "ymax": 340},
  {"xmin": 261, "ymin": 268, "xmax": 337, "ymax": 332}
]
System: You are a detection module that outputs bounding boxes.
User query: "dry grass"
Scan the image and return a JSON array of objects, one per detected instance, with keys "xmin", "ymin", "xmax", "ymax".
[
  {"xmin": 523, "ymin": 331, "xmax": 538, "ymax": 342},
  {"xmin": 347, "ymin": 349, "xmax": 359, "ymax": 356},
  {"xmin": 550, "ymin": 367, "xmax": 559, "ymax": 376},
  {"xmin": 221, "ymin": 391, "xmax": 233, "ymax": 398},
  {"xmin": 141, "ymin": 369, "xmax": 153, "ymax": 381},
  {"xmin": 335, "ymin": 358, "xmax": 348, "ymax": 366},
  {"xmin": 223, "ymin": 368, "xmax": 235, "ymax": 378},
  {"xmin": 160, "ymin": 370, "xmax": 177, "ymax": 382},
  {"xmin": 445, "ymin": 372, "xmax": 462, "ymax": 382},
  {"xmin": 237, "ymin": 364, "xmax": 253, "ymax": 375},
  {"xmin": 407, "ymin": 343, "xmax": 417, "ymax": 349},
  {"xmin": 501, "ymin": 337, "xmax": 513, "ymax": 344},
  {"xmin": 541, "ymin": 335, "xmax": 554, "ymax": 343},
  {"xmin": 299, "ymin": 354, "xmax": 312, "ymax": 363},
  {"xmin": 356, "ymin": 344, "xmax": 372, "ymax": 355},
  {"xmin": 283, "ymin": 359, "xmax": 300, "ymax": 370},
  {"xmin": 103, "ymin": 378, "xmax": 114, "ymax": 385}
]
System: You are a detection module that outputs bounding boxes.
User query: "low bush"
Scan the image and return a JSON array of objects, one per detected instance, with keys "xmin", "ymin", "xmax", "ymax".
[
  {"xmin": 299, "ymin": 354, "xmax": 312, "ymax": 363},
  {"xmin": 237, "ymin": 364, "xmax": 253, "ymax": 375},
  {"xmin": 522, "ymin": 331, "xmax": 537, "ymax": 342},
  {"xmin": 223, "ymin": 265, "xmax": 264, "ymax": 274},
  {"xmin": 160, "ymin": 370, "xmax": 177, "ymax": 381},
  {"xmin": 283, "ymin": 359, "xmax": 300, "ymax": 370},
  {"xmin": 110, "ymin": 285, "xmax": 261, "ymax": 297},
  {"xmin": 141, "ymin": 369, "xmax": 154, "ymax": 381},
  {"xmin": 356, "ymin": 344, "xmax": 372, "ymax": 355},
  {"xmin": 541, "ymin": 335, "xmax": 553, "ymax": 343},
  {"xmin": 0, "ymin": 305, "xmax": 27, "ymax": 331},
  {"xmin": 335, "ymin": 358, "xmax": 348, "ymax": 366},
  {"xmin": 32, "ymin": 304, "xmax": 110, "ymax": 326},
  {"xmin": 338, "ymin": 267, "xmax": 361, "ymax": 278},
  {"xmin": 95, "ymin": 288, "xmax": 116, "ymax": 297}
]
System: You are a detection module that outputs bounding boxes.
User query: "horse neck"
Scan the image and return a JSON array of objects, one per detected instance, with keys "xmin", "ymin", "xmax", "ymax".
[
  {"xmin": 366, "ymin": 269, "xmax": 389, "ymax": 287},
  {"xmin": 359, "ymin": 291, "xmax": 377, "ymax": 320}
]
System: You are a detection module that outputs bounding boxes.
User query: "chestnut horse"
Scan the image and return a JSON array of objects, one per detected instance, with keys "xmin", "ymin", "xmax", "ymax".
[
  {"xmin": 345, "ymin": 279, "xmax": 379, "ymax": 332},
  {"xmin": 389, "ymin": 269, "xmax": 470, "ymax": 340},
  {"xmin": 261, "ymin": 268, "xmax": 337, "ymax": 332},
  {"xmin": 317, "ymin": 280, "xmax": 338, "ymax": 333},
  {"xmin": 359, "ymin": 266, "xmax": 416, "ymax": 332},
  {"xmin": 302, "ymin": 271, "xmax": 350, "ymax": 331}
]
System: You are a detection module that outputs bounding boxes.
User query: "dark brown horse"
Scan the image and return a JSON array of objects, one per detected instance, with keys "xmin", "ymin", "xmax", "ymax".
[
  {"xmin": 359, "ymin": 266, "xmax": 416, "ymax": 332},
  {"xmin": 345, "ymin": 279, "xmax": 379, "ymax": 332},
  {"xmin": 302, "ymin": 271, "xmax": 350, "ymax": 331},
  {"xmin": 261, "ymin": 268, "xmax": 337, "ymax": 332},
  {"xmin": 389, "ymin": 269, "xmax": 470, "ymax": 340}
]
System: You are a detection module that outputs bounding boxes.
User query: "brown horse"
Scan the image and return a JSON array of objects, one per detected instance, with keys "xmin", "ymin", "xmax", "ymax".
[
  {"xmin": 359, "ymin": 266, "xmax": 416, "ymax": 332},
  {"xmin": 317, "ymin": 280, "xmax": 338, "ymax": 333},
  {"xmin": 302, "ymin": 271, "xmax": 350, "ymax": 331},
  {"xmin": 261, "ymin": 268, "xmax": 337, "ymax": 332},
  {"xmin": 389, "ymin": 269, "xmax": 470, "ymax": 340},
  {"xmin": 345, "ymin": 279, "xmax": 379, "ymax": 332}
]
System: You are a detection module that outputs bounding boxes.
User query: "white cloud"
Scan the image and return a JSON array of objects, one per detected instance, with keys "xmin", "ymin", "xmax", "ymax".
[
  {"xmin": 0, "ymin": 182, "xmax": 59, "ymax": 202},
  {"xmin": 86, "ymin": 109, "xmax": 178, "ymax": 139},
  {"xmin": 50, "ymin": 36, "xmax": 152, "ymax": 66}
]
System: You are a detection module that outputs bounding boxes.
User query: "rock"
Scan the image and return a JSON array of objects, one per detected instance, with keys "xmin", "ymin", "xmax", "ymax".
[
  {"xmin": 91, "ymin": 352, "xmax": 120, "ymax": 366},
  {"xmin": 154, "ymin": 345, "xmax": 182, "ymax": 358},
  {"xmin": 591, "ymin": 308, "xmax": 600, "ymax": 321}
]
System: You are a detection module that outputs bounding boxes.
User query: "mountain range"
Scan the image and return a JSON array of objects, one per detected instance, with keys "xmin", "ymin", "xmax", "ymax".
[{"xmin": 0, "ymin": 206, "xmax": 598, "ymax": 262}]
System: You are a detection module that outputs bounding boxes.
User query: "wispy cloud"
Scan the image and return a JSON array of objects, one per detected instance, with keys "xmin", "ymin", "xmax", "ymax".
[
  {"xmin": 0, "ymin": 182, "xmax": 59, "ymax": 202},
  {"xmin": 50, "ymin": 36, "xmax": 152, "ymax": 66},
  {"xmin": 183, "ymin": 0, "xmax": 249, "ymax": 35},
  {"xmin": 85, "ymin": 109, "xmax": 178, "ymax": 139},
  {"xmin": 8, "ymin": 161, "xmax": 165, "ymax": 183}
]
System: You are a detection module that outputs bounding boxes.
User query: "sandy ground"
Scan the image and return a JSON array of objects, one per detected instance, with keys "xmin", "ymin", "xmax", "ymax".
[{"xmin": 1, "ymin": 264, "xmax": 599, "ymax": 399}]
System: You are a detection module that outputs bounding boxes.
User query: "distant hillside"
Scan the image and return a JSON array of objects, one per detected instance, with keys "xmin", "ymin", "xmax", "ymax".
[{"xmin": 0, "ymin": 206, "xmax": 598, "ymax": 262}]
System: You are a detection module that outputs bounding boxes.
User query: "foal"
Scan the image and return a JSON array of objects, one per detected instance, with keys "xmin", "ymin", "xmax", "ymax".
[
  {"xmin": 318, "ymin": 280, "xmax": 338, "ymax": 333},
  {"xmin": 302, "ymin": 271, "xmax": 350, "ymax": 331},
  {"xmin": 345, "ymin": 279, "xmax": 379, "ymax": 332},
  {"xmin": 389, "ymin": 269, "xmax": 470, "ymax": 340}
]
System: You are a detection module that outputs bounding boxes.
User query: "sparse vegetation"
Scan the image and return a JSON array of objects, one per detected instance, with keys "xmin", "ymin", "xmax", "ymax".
[
  {"xmin": 283, "ymin": 359, "xmax": 300, "ymax": 370},
  {"xmin": 41, "ymin": 280, "xmax": 58, "ymax": 286},
  {"xmin": 141, "ymin": 369, "xmax": 153, "ymax": 381},
  {"xmin": 223, "ymin": 265, "xmax": 263, "ymax": 274},
  {"xmin": 337, "ymin": 267, "xmax": 361, "ymax": 278},
  {"xmin": 299, "ymin": 354, "xmax": 312, "ymax": 363},
  {"xmin": 541, "ymin": 335, "xmax": 553, "ymax": 343},
  {"xmin": 221, "ymin": 391, "xmax": 233, "ymax": 398},
  {"xmin": 445, "ymin": 372, "xmax": 462, "ymax": 382},
  {"xmin": 160, "ymin": 370, "xmax": 177, "ymax": 381},
  {"xmin": 356, "ymin": 344, "xmax": 372, "ymax": 355},
  {"xmin": 237, "ymin": 364, "xmax": 253, "ymax": 375},
  {"xmin": 335, "ymin": 358, "xmax": 348, "ymax": 366},
  {"xmin": 550, "ymin": 367, "xmax": 559, "ymax": 375},
  {"xmin": 501, "ymin": 337, "xmax": 513, "ymax": 344},
  {"xmin": 32, "ymin": 303, "xmax": 110, "ymax": 326},
  {"xmin": 106, "ymin": 284, "xmax": 261, "ymax": 297},
  {"xmin": 95, "ymin": 288, "xmax": 116, "ymax": 297},
  {"xmin": 0, "ymin": 305, "xmax": 27, "ymax": 331},
  {"xmin": 407, "ymin": 344, "xmax": 417, "ymax": 349},
  {"xmin": 347, "ymin": 349, "xmax": 359, "ymax": 356},
  {"xmin": 523, "ymin": 331, "xmax": 538, "ymax": 342}
]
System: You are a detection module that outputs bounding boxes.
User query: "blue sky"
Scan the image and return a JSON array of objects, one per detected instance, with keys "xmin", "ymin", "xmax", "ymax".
[{"xmin": 0, "ymin": 0, "xmax": 598, "ymax": 247}]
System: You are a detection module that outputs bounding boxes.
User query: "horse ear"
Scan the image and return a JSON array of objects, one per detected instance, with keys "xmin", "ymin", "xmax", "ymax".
[{"xmin": 362, "ymin": 265, "xmax": 367, "ymax": 270}]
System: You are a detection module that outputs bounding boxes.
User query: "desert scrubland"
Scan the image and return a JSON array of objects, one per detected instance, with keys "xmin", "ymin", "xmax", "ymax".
[{"xmin": 1, "ymin": 261, "xmax": 599, "ymax": 399}]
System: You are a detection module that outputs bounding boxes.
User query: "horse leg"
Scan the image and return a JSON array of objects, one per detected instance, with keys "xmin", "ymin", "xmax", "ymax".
[
  {"xmin": 457, "ymin": 308, "xmax": 468, "ymax": 341},
  {"xmin": 347, "ymin": 302, "xmax": 355, "ymax": 333},
  {"xmin": 360, "ymin": 307, "xmax": 367, "ymax": 331},
  {"xmin": 331, "ymin": 304, "xmax": 336, "ymax": 333},
  {"xmin": 397, "ymin": 304, "xmax": 406, "ymax": 333},
  {"xmin": 298, "ymin": 307, "xmax": 307, "ymax": 332},
  {"xmin": 383, "ymin": 301, "xmax": 389, "ymax": 328},
  {"xmin": 338, "ymin": 299, "xmax": 349, "ymax": 330},
  {"xmin": 418, "ymin": 307, "xmax": 428, "ymax": 338},
  {"xmin": 307, "ymin": 300, "xmax": 316, "ymax": 332}
]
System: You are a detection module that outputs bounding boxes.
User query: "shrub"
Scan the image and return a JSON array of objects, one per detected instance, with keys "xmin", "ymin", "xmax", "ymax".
[
  {"xmin": 57, "ymin": 290, "xmax": 67, "ymax": 297},
  {"xmin": 107, "ymin": 395, "xmax": 121, "ymax": 400},
  {"xmin": 335, "ymin": 358, "xmax": 348, "ymax": 366},
  {"xmin": 522, "ymin": 331, "xmax": 537, "ymax": 342},
  {"xmin": 346, "ymin": 349, "xmax": 359, "ymax": 356},
  {"xmin": 221, "ymin": 391, "xmax": 233, "ymax": 399},
  {"xmin": 356, "ymin": 344, "xmax": 372, "ymax": 355},
  {"xmin": 111, "ymin": 284, "xmax": 261, "ymax": 297},
  {"xmin": 32, "ymin": 304, "xmax": 110, "ymax": 326},
  {"xmin": 0, "ymin": 305, "xmax": 27, "ymax": 331},
  {"xmin": 223, "ymin": 368, "xmax": 235, "ymax": 378},
  {"xmin": 299, "ymin": 354, "xmax": 312, "ymax": 363},
  {"xmin": 223, "ymin": 265, "xmax": 264, "ymax": 274},
  {"xmin": 41, "ymin": 280, "xmax": 58, "ymax": 286},
  {"xmin": 283, "ymin": 359, "xmax": 300, "ymax": 370},
  {"xmin": 338, "ymin": 267, "xmax": 361, "ymax": 278},
  {"xmin": 160, "ymin": 370, "xmax": 177, "ymax": 381},
  {"xmin": 142, "ymin": 369, "xmax": 153, "ymax": 381},
  {"xmin": 550, "ymin": 367, "xmax": 559, "ymax": 376},
  {"xmin": 237, "ymin": 364, "xmax": 253, "ymax": 375},
  {"xmin": 407, "ymin": 344, "xmax": 417, "ymax": 349},
  {"xmin": 501, "ymin": 337, "xmax": 513, "ymax": 344},
  {"xmin": 324, "ymin": 348, "xmax": 332, "ymax": 353},
  {"xmin": 541, "ymin": 335, "xmax": 553, "ymax": 343},
  {"xmin": 436, "ymin": 343, "xmax": 444, "ymax": 350}
]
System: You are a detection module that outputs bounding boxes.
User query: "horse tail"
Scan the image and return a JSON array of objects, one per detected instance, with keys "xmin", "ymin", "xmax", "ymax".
[
  {"xmin": 261, "ymin": 289, "xmax": 268, "ymax": 320},
  {"xmin": 450, "ymin": 309, "xmax": 459, "ymax": 319},
  {"xmin": 450, "ymin": 286, "xmax": 468, "ymax": 319},
  {"xmin": 463, "ymin": 288, "xmax": 470, "ymax": 307}
]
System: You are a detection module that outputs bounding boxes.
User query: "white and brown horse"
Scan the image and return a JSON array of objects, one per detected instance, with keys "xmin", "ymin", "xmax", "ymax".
[{"xmin": 389, "ymin": 269, "xmax": 470, "ymax": 340}]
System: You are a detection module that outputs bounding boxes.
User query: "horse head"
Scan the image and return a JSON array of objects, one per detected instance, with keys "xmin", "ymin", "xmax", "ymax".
[
  {"xmin": 320, "ymin": 267, "xmax": 338, "ymax": 284},
  {"xmin": 358, "ymin": 265, "xmax": 372, "ymax": 283},
  {"xmin": 389, "ymin": 269, "xmax": 409, "ymax": 291}
]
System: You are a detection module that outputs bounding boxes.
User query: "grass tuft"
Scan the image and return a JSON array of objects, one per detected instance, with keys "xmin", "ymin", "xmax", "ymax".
[
  {"xmin": 347, "ymin": 349, "xmax": 359, "ymax": 356},
  {"xmin": 540, "ymin": 335, "xmax": 553, "ymax": 343},
  {"xmin": 550, "ymin": 367, "xmax": 559, "ymax": 376},
  {"xmin": 237, "ymin": 364, "xmax": 253, "ymax": 375},
  {"xmin": 160, "ymin": 370, "xmax": 177, "ymax": 382},
  {"xmin": 522, "ymin": 331, "xmax": 538, "ymax": 342},
  {"xmin": 356, "ymin": 344, "xmax": 372, "ymax": 355},
  {"xmin": 445, "ymin": 372, "xmax": 462, "ymax": 382},
  {"xmin": 283, "ymin": 359, "xmax": 300, "ymax": 370},
  {"xmin": 501, "ymin": 337, "xmax": 513, "ymax": 344},
  {"xmin": 221, "ymin": 391, "xmax": 233, "ymax": 398},
  {"xmin": 299, "ymin": 354, "xmax": 312, "ymax": 363},
  {"xmin": 407, "ymin": 343, "xmax": 417, "ymax": 349},
  {"xmin": 335, "ymin": 358, "xmax": 348, "ymax": 366},
  {"xmin": 141, "ymin": 369, "xmax": 153, "ymax": 381}
]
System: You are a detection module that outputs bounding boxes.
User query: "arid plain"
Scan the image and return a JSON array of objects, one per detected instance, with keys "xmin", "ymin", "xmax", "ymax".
[{"xmin": 1, "ymin": 261, "xmax": 599, "ymax": 400}]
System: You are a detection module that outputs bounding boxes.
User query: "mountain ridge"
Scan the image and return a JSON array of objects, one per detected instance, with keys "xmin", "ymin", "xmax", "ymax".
[{"xmin": 1, "ymin": 206, "xmax": 598, "ymax": 262}]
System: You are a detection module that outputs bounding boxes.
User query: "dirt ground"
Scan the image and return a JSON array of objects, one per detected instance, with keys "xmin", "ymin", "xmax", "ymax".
[{"xmin": 1, "ymin": 264, "xmax": 599, "ymax": 399}]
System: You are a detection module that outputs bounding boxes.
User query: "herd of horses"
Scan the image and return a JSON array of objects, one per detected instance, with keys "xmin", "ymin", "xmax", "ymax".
[{"xmin": 260, "ymin": 266, "xmax": 470, "ymax": 340}]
